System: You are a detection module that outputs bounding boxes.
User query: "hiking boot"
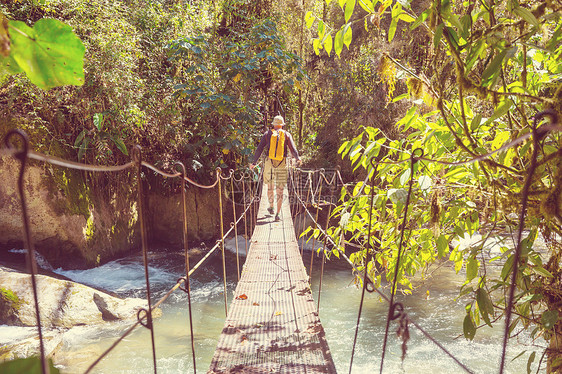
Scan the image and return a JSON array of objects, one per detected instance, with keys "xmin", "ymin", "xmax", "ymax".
[
  {"xmin": 267, "ymin": 206, "xmax": 274, "ymax": 215},
  {"xmin": 275, "ymin": 214, "xmax": 280, "ymax": 221}
]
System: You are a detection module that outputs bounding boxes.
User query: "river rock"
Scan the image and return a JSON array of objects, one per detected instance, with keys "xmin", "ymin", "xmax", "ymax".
[
  {"xmin": 0, "ymin": 266, "xmax": 159, "ymax": 328},
  {"xmin": 0, "ymin": 327, "xmax": 63, "ymax": 362}
]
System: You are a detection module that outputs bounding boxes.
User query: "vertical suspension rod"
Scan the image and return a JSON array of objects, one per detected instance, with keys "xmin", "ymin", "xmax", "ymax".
[
  {"xmin": 5, "ymin": 130, "xmax": 49, "ymax": 374},
  {"xmin": 176, "ymin": 162, "xmax": 197, "ymax": 373},
  {"xmin": 217, "ymin": 168, "xmax": 228, "ymax": 316},
  {"xmin": 133, "ymin": 145, "xmax": 158, "ymax": 374},
  {"xmin": 230, "ymin": 171, "xmax": 240, "ymax": 281}
]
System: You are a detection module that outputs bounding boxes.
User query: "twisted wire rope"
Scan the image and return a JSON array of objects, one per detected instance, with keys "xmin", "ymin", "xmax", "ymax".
[
  {"xmin": 1, "ymin": 132, "xmax": 258, "ymax": 374},
  {"xmin": 291, "ymin": 164, "xmax": 475, "ymax": 373}
]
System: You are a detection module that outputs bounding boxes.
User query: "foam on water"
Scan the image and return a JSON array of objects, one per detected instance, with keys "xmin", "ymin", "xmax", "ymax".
[{"xmin": 4, "ymin": 243, "xmax": 544, "ymax": 373}]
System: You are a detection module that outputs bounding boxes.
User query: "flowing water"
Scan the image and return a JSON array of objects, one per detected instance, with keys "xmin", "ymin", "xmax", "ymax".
[{"xmin": 2, "ymin": 237, "xmax": 544, "ymax": 373}]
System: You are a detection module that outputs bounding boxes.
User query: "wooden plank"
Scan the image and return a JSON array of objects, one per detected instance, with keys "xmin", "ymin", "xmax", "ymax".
[{"xmin": 209, "ymin": 185, "xmax": 336, "ymax": 374}]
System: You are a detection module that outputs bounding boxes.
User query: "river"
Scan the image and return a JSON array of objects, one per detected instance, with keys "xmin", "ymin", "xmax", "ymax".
[{"xmin": 2, "ymin": 237, "xmax": 543, "ymax": 373}]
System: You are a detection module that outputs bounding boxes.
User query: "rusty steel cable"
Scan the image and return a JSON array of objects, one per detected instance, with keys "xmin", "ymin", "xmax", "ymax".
[
  {"xmin": 349, "ymin": 160, "xmax": 378, "ymax": 374},
  {"xmin": 308, "ymin": 177, "xmax": 323, "ymax": 278},
  {"xmin": 315, "ymin": 169, "xmax": 338, "ymax": 312},
  {"xmin": 133, "ymin": 146, "xmax": 158, "ymax": 374},
  {"xmin": 291, "ymin": 173, "xmax": 475, "ymax": 374},
  {"xmin": 379, "ymin": 149, "xmax": 422, "ymax": 374},
  {"xmin": 176, "ymin": 161, "xmax": 197, "ymax": 373},
  {"xmin": 217, "ymin": 168, "xmax": 228, "ymax": 317},
  {"xmin": 242, "ymin": 175, "xmax": 249, "ymax": 257},
  {"xmin": 300, "ymin": 173, "xmax": 312, "ymax": 255},
  {"xmin": 498, "ymin": 110, "xmax": 558, "ymax": 374},
  {"xmin": 230, "ymin": 170, "xmax": 241, "ymax": 281},
  {"xmin": 4, "ymin": 130, "xmax": 49, "ymax": 374},
  {"xmin": 84, "ymin": 179, "xmax": 254, "ymax": 374}
]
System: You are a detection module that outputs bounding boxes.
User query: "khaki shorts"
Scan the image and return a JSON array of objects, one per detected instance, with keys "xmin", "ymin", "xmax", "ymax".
[{"xmin": 263, "ymin": 158, "xmax": 288, "ymax": 189}]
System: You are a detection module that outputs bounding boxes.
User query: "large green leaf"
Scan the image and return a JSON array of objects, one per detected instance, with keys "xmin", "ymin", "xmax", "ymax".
[
  {"xmin": 476, "ymin": 287, "xmax": 494, "ymax": 326},
  {"xmin": 541, "ymin": 310, "xmax": 558, "ymax": 330},
  {"xmin": 324, "ymin": 34, "xmax": 333, "ymax": 56},
  {"xmin": 463, "ymin": 313, "xmax": 476, "ymax": 340},
  {"xmin": 481, "ymin": 48, "xmax": 508, "ymax": 87},
  {"xmin": 335, "ymin": 29, "xmax": 344, "ymax": 57},
  {"xmin": 7, "ymin": 18, "xmax": 85, "ymax": 90},
  {"xmin": 466, "ymin": 256, "xmax": 478, "ymax": 282},
  {"xmin": 345, "ymin": 0, "xmax": 356, "ymax": 23},
  {"xmin": 343, "ymin": 24, "xmax": 352, "ymax": 49},
  {"xmin": 0, "ymin": 357, "xmax": 60, "ymax": 374}
]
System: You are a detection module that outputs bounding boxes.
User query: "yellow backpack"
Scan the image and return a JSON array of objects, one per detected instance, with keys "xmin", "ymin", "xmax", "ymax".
[{"xmin": 268, "ymin": 129, "xmax": 285, "ymax": 162}]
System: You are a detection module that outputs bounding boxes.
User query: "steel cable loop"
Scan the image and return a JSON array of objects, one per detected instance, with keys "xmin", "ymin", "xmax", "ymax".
[
  {"xmin": 318, "ymin": 169, "xmax": 337, "ymax": 187},
  {"xmin": 3, "ymin": 130, "xmax": 50, "ymax": 374},
  {"xmin": 349, "ymin": 158, "xmax": 378, "ymax": 374},
  {"xmin": 498, "ymin": 110, "xmax": 559, "ymax": 374},
  {"xmin": 219, "ymin": 168, "xmax": 233, "ymax": 180},
  {"xmin": 136, "ymin": 308, "xmax": 152, "ymax": 329}
]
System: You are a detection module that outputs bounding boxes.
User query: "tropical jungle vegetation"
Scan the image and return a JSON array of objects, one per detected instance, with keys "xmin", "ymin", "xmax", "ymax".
[{"xmin": 1, "ymin": 0, "xmax": 561, "ymax": 372}]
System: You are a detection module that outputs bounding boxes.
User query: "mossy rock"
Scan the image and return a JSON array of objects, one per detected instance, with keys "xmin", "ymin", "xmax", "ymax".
[{"xmin": 0, "ymin": 288, "xmax": 23, "ymax": 326}]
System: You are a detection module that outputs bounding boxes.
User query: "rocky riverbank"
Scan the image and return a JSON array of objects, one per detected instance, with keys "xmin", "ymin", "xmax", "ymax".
[{"xmin": 0, "ymin": 265, "xmax": 159, "ymax": 362}]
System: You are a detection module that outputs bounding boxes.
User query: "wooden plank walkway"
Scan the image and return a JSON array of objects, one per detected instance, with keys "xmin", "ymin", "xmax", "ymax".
[{"xmin": 208, "ymin": 185, "xmax": 337, "ymax": 374}]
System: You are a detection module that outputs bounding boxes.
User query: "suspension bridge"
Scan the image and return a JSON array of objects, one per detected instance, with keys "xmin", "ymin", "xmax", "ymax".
[{"xmin": 1, "ymin": 110, "xmax": 559, "ymax": 374}]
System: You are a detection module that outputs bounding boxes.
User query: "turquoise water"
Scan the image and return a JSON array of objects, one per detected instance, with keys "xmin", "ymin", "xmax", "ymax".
[{"xmin": 4, "ymin": 240, "xmax": 543, "ymax": 373}]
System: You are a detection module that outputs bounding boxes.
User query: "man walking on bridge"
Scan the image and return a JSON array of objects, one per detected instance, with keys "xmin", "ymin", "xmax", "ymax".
[{"xmin": 250, "ymin": 115, "xmax": 301, "ymax": 221}]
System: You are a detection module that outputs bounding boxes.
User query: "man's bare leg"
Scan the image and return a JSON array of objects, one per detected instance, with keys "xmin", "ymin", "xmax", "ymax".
[
  {"xmin": 267, "ymin": 183, "xmax": 275, "ymax": 214},
  {"xmin": 276, "ymin": 185, "xmax": 283, "ymax": 216}
]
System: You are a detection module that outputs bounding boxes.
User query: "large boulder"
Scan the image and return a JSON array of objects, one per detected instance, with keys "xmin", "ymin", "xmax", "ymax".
[{"xmin": 0, "ymin": 266, "xmax": 157, "ymax": 328}]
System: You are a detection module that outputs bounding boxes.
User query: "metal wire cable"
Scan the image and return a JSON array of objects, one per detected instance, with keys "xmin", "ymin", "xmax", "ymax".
[
  {"xmin": 176, "ymin": 161, "xmax": 197, "ymax": 373},
  {"xmin": 84, "ymin": 181, "xmax": 254, "ymax": 374},
  {"xmin": 349, "ymin": 160, "xmax": 378, "ymax": 374},
  {"xmin": 498, "ymin": 111, "xmax": 556, "ymax": 374},
  {"xmin": 133, "ymin": 146, "xmax": 158, "ymax": 374},
  {"xmin": 4, "ymin": 130, "xmax": 49, "ymax": 374},
  {"xmin": 291, "ymin": 171, "xmax": 475, "ymax": 373},
  {"xmin": 379, "ymin": 149, "xmax": 420, "ymax": 374}
]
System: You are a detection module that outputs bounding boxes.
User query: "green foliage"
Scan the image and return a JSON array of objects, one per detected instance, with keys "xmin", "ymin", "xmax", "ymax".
[
  {"xmin": 0, "ymin": 287, "xmax": 22, "ymax": 310},
  {"xmin": 0, "ymin": 17, "xmax": 85, "ymax": 89},
  {"xmin": 74, "ymin": 113, "xmax": 128, "ymax": 161},
  {"xmin": 0, "ymin": 357, "xmax": 59, "ymax": 374},
  {"xmin": 166, "ymin": 17, "xmax": 306, "ymax": 169},
  {"xmin": 319, "ymin": 0, "xmax": 562, "ymax": 366}
]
